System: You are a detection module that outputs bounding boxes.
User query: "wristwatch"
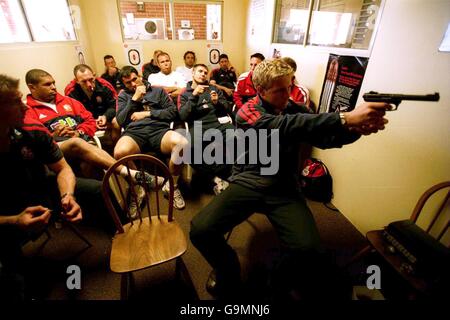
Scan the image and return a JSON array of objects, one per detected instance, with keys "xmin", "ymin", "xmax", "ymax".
[{"xmin": 339, "ymin": 112, "xmax": 347, "ymax": 126}]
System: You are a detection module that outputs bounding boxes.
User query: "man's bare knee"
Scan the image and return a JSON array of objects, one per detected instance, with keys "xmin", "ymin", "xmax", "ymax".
[
  {"xmin": 161, "ymin": 131, "xmax": 188, "ymax": 153},
  {"xmin": 60, "ymin": 137, "xmax": 88, "ymax": 154},
  {"xmin": 114, "ymin": 136, "xmax": 140, "ymax": 159}
]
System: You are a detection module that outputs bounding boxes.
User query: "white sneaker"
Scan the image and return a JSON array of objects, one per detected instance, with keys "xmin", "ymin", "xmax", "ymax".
[
  {"xmin": 162, "ymin": 182, "xmax": 186, "ymax": 210},
  {"xmin": 128, "ymin": 185, "xmax": 146, "ymax": 219},
  {"xmin": 213, "ymin": 177, "xmax": 229, "ymax": 195}
]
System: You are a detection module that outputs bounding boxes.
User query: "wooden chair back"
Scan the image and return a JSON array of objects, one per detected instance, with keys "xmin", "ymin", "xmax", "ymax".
[
  {"xmin": 410, "ymin": 181, "xmax": 450, "ymax": 246},
  {"xmin": 101, "ymin": 154, "xmax": 186, "ymax": 273}
]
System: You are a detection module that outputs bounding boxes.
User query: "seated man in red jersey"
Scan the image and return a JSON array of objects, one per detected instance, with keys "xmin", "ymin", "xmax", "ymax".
[
  {"xmin": 24, "ymin": 69, "xmax": 154, "ymax": 186},
  {"xmin": 281, "ymin": 57, "xmax": 314, "ymax": 112},
  {"xmin": 65, "ymin": 64, "xmax": 121, "ymax": 145},
  {"xmin": 232, "ymin": 53, "xmax": 265, "ymax": 113}
]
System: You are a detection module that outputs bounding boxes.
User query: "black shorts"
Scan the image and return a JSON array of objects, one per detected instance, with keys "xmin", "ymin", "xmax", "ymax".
[{"xmin": 122, "ymin": 124, "xmax": 170, "ymax": 153}]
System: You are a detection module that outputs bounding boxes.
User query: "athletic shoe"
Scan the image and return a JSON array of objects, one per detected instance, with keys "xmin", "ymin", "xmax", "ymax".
[
  {"xmin": 128, "ymin": 185, "xmax": 146, "ymax": 219},
  {"xmin": 213, "ymin": 177, "xmax": 229, "ymax": 195},
  {"xmin": 162, "ymin": 182, "xmax": 186, "ymax": 210},
  {"xmin": 134, "ymin": 171, "xmax": 164, "ymax": 189}
]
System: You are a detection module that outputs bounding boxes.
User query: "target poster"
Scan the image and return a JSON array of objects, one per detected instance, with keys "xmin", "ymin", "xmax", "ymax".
[
  {"xmin": 318, "ymin": 54, "xmax": 369, "ymax": 113},
  {"xmin": 123, "ymin": 42, "xmax": 144, "ymax": 74},
  {"xmin": 206, "ymin": 43, "xmax": 223, "ymax": 69},
  {"xmin": 74, "ymin": 45, "xmax": 86, "ymax": 64}
]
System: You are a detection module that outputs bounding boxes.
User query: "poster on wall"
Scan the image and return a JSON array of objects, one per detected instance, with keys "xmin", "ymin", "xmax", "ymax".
[
  {"xmin": 249, "ymin": 0, "xmax": 265, "ymax": 37},
  {"xmin": 74, "ymin": 45, "xmax": 86, "ymax": 64},
  {"xmin": 206, "ymin": 43, "xmax": 223, "ymax": 69},
  {"xmin": 318, "ymin": 54, "xmax": 369, "ymax": 113},
  {"xmin": 123, "ymin": 42, "xmax": 144, "ymax": 74}
]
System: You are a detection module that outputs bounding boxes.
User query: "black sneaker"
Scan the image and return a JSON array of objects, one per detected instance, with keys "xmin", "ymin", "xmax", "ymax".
[{"xmin": 134, "ymin": 172, "xmax": 164, "ymax": 189}]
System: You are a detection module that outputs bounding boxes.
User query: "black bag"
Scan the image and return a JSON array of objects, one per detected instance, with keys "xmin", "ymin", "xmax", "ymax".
[{"xmin": 300, "ymin": 158, "xmax": 333, "ymax": 203}]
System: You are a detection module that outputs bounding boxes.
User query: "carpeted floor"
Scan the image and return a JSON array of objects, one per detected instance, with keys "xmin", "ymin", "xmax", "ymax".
[{"xmin": 21, "ymin": 182, "xmax": 369, "ymax": 301}]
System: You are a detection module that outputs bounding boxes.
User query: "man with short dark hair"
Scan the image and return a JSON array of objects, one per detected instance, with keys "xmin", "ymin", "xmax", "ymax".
[
  {"xmin": 24, "ymin": 69, "xmax": 152, "ymax": 188},
  {"xmin": 65, "ymin": 64, "xmax": 121, "ymax": 144},
  {"xmin": 0, "ymin": 74, "xmax": 108, "ymax": 300},
  {"xmin": 101, "ymin": 55, "xmax": 122, "ymax": 93},
  {"xmin": 176, "ymin": 50, "xmax": 196, "ymax": 83},
  {"xmin": 115, "ymin": 66, "xmax": 188, "ymax": 210},
  {"xmin": 209, "ymin": 54, "xmax": 237, "ymax": 103},
  {"xmin": 233, "ymin": 53, "xmax": 265, "ymax": 111},
  {"xmin": 179, "ymin": 63, "xmax": 233, "ymax": 194}
]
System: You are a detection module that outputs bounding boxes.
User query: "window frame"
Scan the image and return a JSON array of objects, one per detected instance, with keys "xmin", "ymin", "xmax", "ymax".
[
  {"xmin": 271, "ymin": 0, "xmax": 385, "ymax": 57},
  {"xmin": 116, "ymin": 0, "xmax": 224, "ymax": 42}
]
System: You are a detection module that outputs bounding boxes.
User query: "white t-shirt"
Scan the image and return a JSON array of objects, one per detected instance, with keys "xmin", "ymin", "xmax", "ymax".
[
  {"xmin": 40, "ymin": 101, "xmax": 58, "ymax": 112},
  {"xmin": 175, "ymin": 66, "xmax": 193, "ymax": 83},
  {"xmin": 148, "ymin": 71, "xmax": 187, "ymax": 88}
]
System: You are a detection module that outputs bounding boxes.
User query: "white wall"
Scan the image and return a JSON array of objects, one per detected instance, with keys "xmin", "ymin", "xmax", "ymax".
[{"xmin": 246, "ymin": 0, "xmax": 450, "ymax": 234}]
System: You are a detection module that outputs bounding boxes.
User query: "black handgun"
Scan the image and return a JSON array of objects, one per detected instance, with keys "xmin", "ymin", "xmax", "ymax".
[{"xmin": 363, "ymin": 91, "xmax": 440, "ymax": 111}]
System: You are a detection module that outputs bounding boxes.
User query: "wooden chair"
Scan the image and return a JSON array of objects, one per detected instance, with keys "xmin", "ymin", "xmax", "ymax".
[
  {"xmin": 348, "ymin": 181, "xmax": 450, "ymax": 298},
  {"xmin": 101, "ymin": 154, "xmax": 188, "ymax": 299}
]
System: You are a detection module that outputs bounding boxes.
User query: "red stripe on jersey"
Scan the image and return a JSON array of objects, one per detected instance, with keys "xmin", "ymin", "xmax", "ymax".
[
  {"xmin": 238, "ymin": 96, "xmax": 261, "ymax": 126},
  {"xmin": 64, "ymin": 79, "xmax": 77, "ymax": 96}
]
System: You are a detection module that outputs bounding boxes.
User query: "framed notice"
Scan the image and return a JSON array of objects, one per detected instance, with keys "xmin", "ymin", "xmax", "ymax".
[
  {"xmin": 318, "ymin": 54, "xmax": 369, "ymax": 113},
  {"xmin": 74, "ymin": 45, "xmax": 85, "ymax": 64},
  {"xmin": 206, "ymin": 43, "xmax": 223, "ymax": 69},
  {"xmin": 123, "ymin": 42, "xmax": 144, "ymax": 73}
]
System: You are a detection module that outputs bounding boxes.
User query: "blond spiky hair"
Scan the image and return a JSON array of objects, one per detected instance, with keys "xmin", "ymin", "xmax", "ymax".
[{"xmin": 252, "ymin": 59, "xmax": 293, "ymax": 91}]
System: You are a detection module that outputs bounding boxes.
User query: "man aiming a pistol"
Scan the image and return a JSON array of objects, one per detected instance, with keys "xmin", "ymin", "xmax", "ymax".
[{"xmin": 190, "ymin": 59, "xmax": 390, "ymax": 300}]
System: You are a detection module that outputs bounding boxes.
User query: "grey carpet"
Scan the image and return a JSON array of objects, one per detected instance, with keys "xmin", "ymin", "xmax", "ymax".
[{"xmin": 21, "ymin": 190, "xmax": 367, "ymax": 300}]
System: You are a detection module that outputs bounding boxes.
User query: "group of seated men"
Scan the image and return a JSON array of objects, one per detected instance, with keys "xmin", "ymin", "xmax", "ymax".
[
  {"xmin": 19, "ymin": 50, "xmax": 312, "ymax": 212},
  {"xmin": 0, "ymin": 51, "xmax": 390, "ymax": 300}
]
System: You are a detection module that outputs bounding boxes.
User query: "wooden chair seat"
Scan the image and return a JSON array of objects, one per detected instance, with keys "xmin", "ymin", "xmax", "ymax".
[
  {"xmin": 111, "ymin": 215, "xmax": 186, "ymax": 273},
  {"xmin": 102, "ymin": 154, "xmax": 190, "ymax": 299}
]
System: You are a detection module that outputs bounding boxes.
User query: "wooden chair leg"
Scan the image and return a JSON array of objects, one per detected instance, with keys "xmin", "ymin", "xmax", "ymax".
[
  {"xmin": 120, "ymin": 272, "xmax": 132, "ymax": 300},
  {"xmin": 175, "ymin": 257, "xmax": 199, "ymax": 300}
]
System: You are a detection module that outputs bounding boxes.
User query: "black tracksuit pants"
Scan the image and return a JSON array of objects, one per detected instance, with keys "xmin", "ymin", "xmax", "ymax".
[{"xmin": 190, "ymin": 182, "xmax": 322, "ymax": 297}]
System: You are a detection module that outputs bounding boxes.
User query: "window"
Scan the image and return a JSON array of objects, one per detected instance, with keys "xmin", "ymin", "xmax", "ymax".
[
  {"xmin": 273, "ymin": 0, "xmax": 383, "ymax": 51},
  {"xmin": 118, "ymin": 0, "xmax": 222, "ymax": 41},
  {"xmin": 22, "ymin": 0, "xmax": 76, "ymax": 42},
  {"xmin": 0, "ymin": 0, "xmax": 76, "ymax": 43},
  {"xmin": 0, "ymin": 0, "xmax": 31, "ymax": 43}
]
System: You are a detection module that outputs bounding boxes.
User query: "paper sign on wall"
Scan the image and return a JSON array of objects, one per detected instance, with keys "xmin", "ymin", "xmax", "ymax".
[
  {"xmin": 123, "ymin": 42, "xmax": 144, "ymax": 74},
  {"xmin": 206, "ymin": 43, "xmax": 223, "ymax": 69},
  {"xmin": 318, "ymin": 54, "xmax": 369, "ymax": 113},
  {"xmin": 74, "ymin": 45, "xmax": 86, "ymax": 64}
]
